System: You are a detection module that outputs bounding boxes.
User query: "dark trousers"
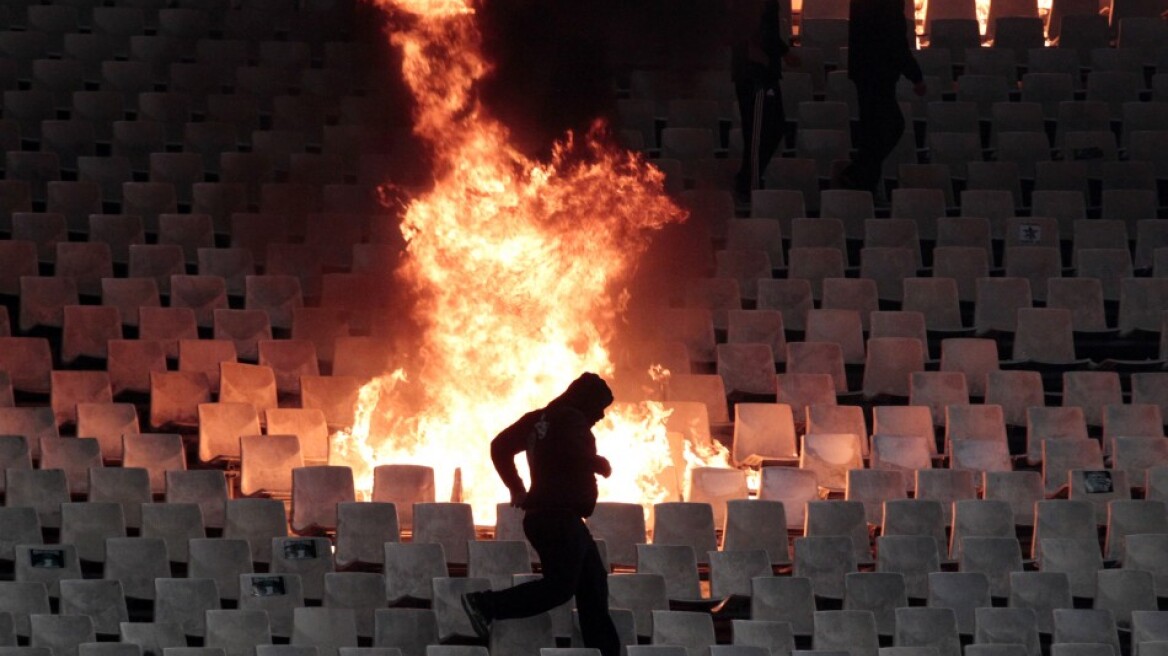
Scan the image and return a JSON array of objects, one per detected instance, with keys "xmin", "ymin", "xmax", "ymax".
[
  {"xmin": 846, "ymin": 76, "xmax": 906, "ymax": 192},
  {"xmin": 481, "ymin": 510, "xmax": 619, "ymax": 656},
  {"xmin": 735, "ymin": 78, "xmax": 785, "ymax": 193}
]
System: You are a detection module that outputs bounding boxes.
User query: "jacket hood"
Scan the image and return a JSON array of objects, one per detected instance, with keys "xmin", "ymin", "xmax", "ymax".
[{"xmin": 549, "ymin": 372, "xmax": 614, "ymax": 424}]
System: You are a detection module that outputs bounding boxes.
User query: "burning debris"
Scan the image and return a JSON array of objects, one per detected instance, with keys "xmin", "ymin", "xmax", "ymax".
[{"xmin": 329, "ymin": 0, "xmax": 733, "ymax": 524}]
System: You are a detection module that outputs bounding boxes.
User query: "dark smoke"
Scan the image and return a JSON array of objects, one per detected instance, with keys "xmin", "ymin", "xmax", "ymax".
[{"xmin": 475, "ymin": 0, "xmax": 729, "ymax": 157}]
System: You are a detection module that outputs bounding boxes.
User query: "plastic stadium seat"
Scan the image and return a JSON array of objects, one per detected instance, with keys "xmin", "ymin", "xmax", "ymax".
[
  {"xmin": 938, "ymin": 339, "xmax": 1000, "ymax": 399},
  {"xmin": 118, "ymin": 623, "xmax": 188, "ymax": 656},
  {"xmin": 127, "ymin": 246, "xmax": 183, "ymax": 300},
  {"xmin": 138, "ymin": 308, "xmax": 198, "ymax": 361},
  {"xmin": 846, "ymin": 470, "xmax": 908, "ymax": 526},
  {"xmin": 747, "ymin": 577, "xmax": 815, "ymax": 640},
  {"xmin": 193, "ymin": 401, "xmax": 259, "ymax": 465},
  {"xmin": 716, "ymin": 343, "xmax": 776, "ymax": 396},
  {"xmin": 584, "ymin": 502, "xmax": 645, "ymax": 568},
  {"xmin": 30, "ymin": 614, "xmax": 97, "ymax": 656},
  {"xmin": 973, "ymin": 607, "xmax": 1040, "ymax": 656},
  {"xmin": 288, "ymin": 607, "xmax": 359, "ymax": 656},
  {"xmin": 108, "ymin": 340, "xmax": 168, "ymax": 395},
  {"xmin": 219, "ymin": 362, "xmax": 278, "ymax": 416},
  {"xmin": 285, "ymin": 466, "xmax": 354, "ymax": 537},
  {"xmin": 203, "ymin": 609, "xmax": 271, "ymax": 656},
  {"xmin": 463, "ymin": 540, "xmax": 531, "ymax": 594},
  {"xmin": 925, "ymin": 572, "xmax": 991, "ymax": 637},
  {"xmin": 915, "ymin": 470, "xmax": 977, "ymax": 527},
  {"xmin": 360, "ymin": 465, "xmax": 435, "ymax": 534},
  {"xmin": 237, "ymin": 432, "xmax": 303, "ymax": 497},
  {"xmin": 14, "ymin": 542, "xmax": 82, "ymax": 598},
  {"xmin": 48, "ymin": 368, "xmax": 110, "ymax": 429},
  {"xmin": 931, "ymin": 248, "xmax": 989, "ymax": 304},
  {"xmin": 195, "ymin": 250, "xmax": 252, "ymax": 298},
  {"xmin": 1113, "ymin": 437, "xmax": 1168, "ymax": 490},
  {"xmin": 376, "ymin": 542, "xmax": 446, "ymax": 608},
  {"xmin": 151, "ymin": 370, "xmax": 212, "ymax": 431},
  {"xmin": 254, "ymin": 340, "xmax": 317, "ymax": 395},
  {"xmin": 7, "ymin": 219, "xmax": 61, "ymax": 274},
  {"xmin": 59, "ymin": 578, "xmax": 129, "ymax": 637},
  {"xmin": 89, "ymin": 214, "xmax": 145, "ymax": 266},
  {"xmin": 648, "ymin": 502, "xmax": 716, "ymax": 566},
  {"xmin": 688, "ymin": 281, "xmax": 742, "ymax": 335},
  {"xmin": 871, "ymin": 435, "xmax": 934, "ymax": 475},
  {"xmin": 59, "ymin": 501, "xmax": 125, "ymax": 566},
  {"xmin": 138, "ymin": 506, "xmax": 204, "ymax": 574},
  {"xmin": 154, "ymin": 579, "xmax": 222, "ymax": 644},
  {"xmin": 1025, "ymin": 406, "xmax": 1088, "ymax": 467},
  {"xmin": 757, "ymin": 466, "xmax": 819, "ymax": 530},
  {"xmin": 721, "ymin": 499, "xmax": 789, "ymax": 567},
  {"xmin": 606, "ymin": 574, "xmax": 667, "ymax": 641},
  {"xmin": 0, "ymin": 408, "xmax": 57, "ymax": 462},
  {"xmin": 73, "ymin": 402, "xmax": 138, "ymax": 463},
  {"xmin": 729, "ymin": 403, "xmax": 796, "ymax": 468},
  {"xmin": 793, "ymin": 535, "xmax": 858, "ymax": 600},
  {"xmin": 238, "ymin": 573, "xmax": 304, "ymax": 640},
  {"xmin": 240, "ymin": 276, "xmax": 303, "ymax": 334},
  {"xmin": 787, "ymin": 342, "xmax": 849, "ymax": 395},
  {"xmin": 368, "ymin": 609, "xmax": 438, "ymax": 656},
  {"xmin": 84, "ymin": 246, "xmax": 141, "ymax": 300},
  {"xmin": 863, "ymin": 338, "xmax": 926, "ymax": 399},
  {"xmin": 212, "ymin": 309, "xmax": 273, "ymax": 362},
  {"xmin": 168, "ymin": 276, "xmax": 228, "ymax": 330},
  {"xmin": 806, "ymin": 499, "xmax": 872, "ymax": 566},
  {"xmin": 297, "ymin": 375, "xmax": 361, "ymax": 431},
  {"xmin": 309, "ymin": 573, "xmax": 385, "ymax": 642},
  {"xmin": 635, "ymin": 544, "xmax": 702, "ymax": 604},
  {"xmin": 649, "ymin": 611, "xmax": 714, "ymax": 656},
  {"xmin": 99, "ymin": 538, "xmax": 168, "ymax": 607},
  {"xmin": 86, "ymin": 466, "xmax": 149, "ymax": 531},
  {"xmin": 4, "ymin": 90, "xmax": 55, "ymax": 141},
  {"xmin": 714, "ymin": 250, "xmax": 772, "ymax": 303},
  {"xmin": 178, "ymin": 341, "xmax": 235, "ymax": 395},
  {"xmin": 908, "ymin": 372, "xmax": 969, "ymax": 428}
]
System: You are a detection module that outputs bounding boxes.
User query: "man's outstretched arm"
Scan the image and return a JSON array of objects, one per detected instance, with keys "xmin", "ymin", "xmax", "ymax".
[{"xmin": 490, "ymin": 415, "xmax": 531, "ymax": 505}]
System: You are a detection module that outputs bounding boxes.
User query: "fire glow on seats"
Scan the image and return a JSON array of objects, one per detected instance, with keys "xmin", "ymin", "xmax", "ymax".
[{"xmin": 328, "ymin": 0, "xmax": 732, "ymax": 525}]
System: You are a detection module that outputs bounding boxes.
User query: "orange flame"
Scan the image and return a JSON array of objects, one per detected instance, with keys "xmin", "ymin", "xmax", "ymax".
[{"xmin": 330, "ymin": 0, "xmax": 733, "ymax": 526}]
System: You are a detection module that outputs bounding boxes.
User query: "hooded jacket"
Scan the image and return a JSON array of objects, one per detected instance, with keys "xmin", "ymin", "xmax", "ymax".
[
  {"xmin": 730, "ymin": 0, "xmax": 790, "ymax": 86},
  {"xmin": 847, "ymin": 0, "xmax": 924, "ymax": 85},
  {"xmin": 490, "ymin": 373, "xmax": 614, "ymax": 518}
]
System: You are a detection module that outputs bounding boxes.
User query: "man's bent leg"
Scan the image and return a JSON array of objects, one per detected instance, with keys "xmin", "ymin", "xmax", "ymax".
[
  {"xmin": 864, "ymin": 82, "xmax": 906, "ymax": 184},
  {"xmin": 848, "ymin": 79, "xmax": 886, "ymax": 191},
  {"xmin": 574, "ymin": 533, "xmax": 621, "ymax": 656},
  {"xmin": 478, "ymin": 511, "xmax": 586, "ymax": 620}
]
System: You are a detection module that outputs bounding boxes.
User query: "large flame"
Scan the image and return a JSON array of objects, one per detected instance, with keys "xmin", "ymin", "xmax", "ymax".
[{"xmin": 330, "ymin": 0, "xmax": 731, "ymax": 526}]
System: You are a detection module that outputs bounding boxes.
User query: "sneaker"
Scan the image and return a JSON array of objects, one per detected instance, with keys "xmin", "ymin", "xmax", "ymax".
[{"xmin": 461, "ymin": 591, "xmax": 491, "ymax": 638}]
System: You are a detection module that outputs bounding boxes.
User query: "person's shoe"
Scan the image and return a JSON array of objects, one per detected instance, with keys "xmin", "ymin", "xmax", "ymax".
[{"xmin": 461, "ymin": 591, "xmax": 491, "ymax": 639}]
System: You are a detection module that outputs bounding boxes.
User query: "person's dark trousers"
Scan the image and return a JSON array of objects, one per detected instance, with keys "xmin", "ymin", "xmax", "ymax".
[
  {"xmin": 479, "ymin": 510, "xmax": 620, "ymax": 656},
  {"xmin": 845, "ymin": 75, "xmax": 906, "ymax": 193},
  {"xmin": 735, "ymin": 78, "xmax": 785, "ymax": 195}
]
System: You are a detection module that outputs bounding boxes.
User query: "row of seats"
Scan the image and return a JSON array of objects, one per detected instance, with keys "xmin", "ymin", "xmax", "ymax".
[
  {"xmin": 1, "ymin": 97, "xmax": 403, "ymax": 147},
  {"xmin": 650, "ymin": 98, "xmax": 1168, "ymax": 154},
  {"xmin": 628, "ymin": 71, "xmax": 1168, "ymax": 154},
  {"xmin": 3, "ymin": 575, "xmax": 1161, "ymax": 656},
  {"xmin": 626, "ymin": 41, "xmax": 1168, "ymax": 112},
  {"xmin": 1, "ymin": 489, "xmax": 1165, "ymax": 589},
  {"xmin": 0, "ymin": 2, "xmax": 356, "ymax": 49},
  {"xmin": 793, "ymin": 0, "xmax": 1163, "ymax": 34},
  {"xmin": 1, "ymin": 495, "xmax": 1167, "ymax": 652},
  {"xmin": 671, "ymin": 270, "xmax": 1167, "ymax": 334},
  {"xmin": 654, "ymin": 158, "xmax": 1163, "ymax": 217},
  {"xmin": 0, "ymin": 152, "xmax": 407, "ymax": 204}
]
